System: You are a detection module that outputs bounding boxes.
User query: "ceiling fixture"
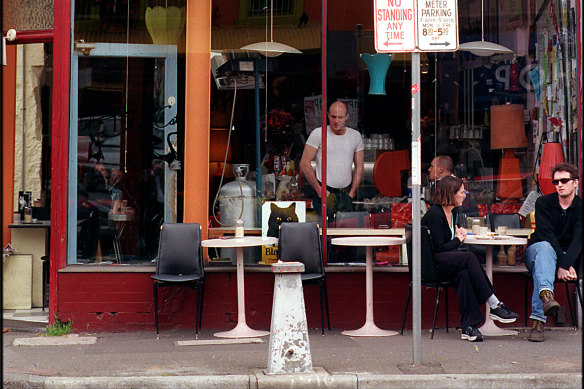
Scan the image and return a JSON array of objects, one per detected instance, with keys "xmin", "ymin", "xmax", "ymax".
[
  {"xmin": 240, "ymin": 0, "xmax": 302, "ymax": 57},
  {"xmin": 458, "ymin": 0, "xmax": 513, "ymax": 56}
]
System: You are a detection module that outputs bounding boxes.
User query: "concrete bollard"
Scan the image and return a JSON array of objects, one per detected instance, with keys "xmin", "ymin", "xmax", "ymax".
[{"xmin": 267, "ymin": 261, "xmax": 313, "ymax": 374}]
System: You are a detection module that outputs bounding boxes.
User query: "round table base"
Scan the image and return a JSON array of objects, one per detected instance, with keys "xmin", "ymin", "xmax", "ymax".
[
  {"xmin": 214, "ymin": 322, "xmax": 269, "ymax": 339},
  {"xmin": 478, "ymin": 319, "xmax": 519, "ymax": 337},
  {"xmin": 342, "ymin": 322, "xmax": 399, "ymax": 337}
]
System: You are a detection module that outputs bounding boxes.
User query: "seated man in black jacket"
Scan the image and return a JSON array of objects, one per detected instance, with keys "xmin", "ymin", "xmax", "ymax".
[{"xmin": 526, "ymin": 163, "xmax": 582, "ymax": 342}]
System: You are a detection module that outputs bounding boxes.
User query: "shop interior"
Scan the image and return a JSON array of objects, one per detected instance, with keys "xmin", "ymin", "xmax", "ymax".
[{"xmin": 9, "ymin": 0, "xmax": 577, "ymax": 267}]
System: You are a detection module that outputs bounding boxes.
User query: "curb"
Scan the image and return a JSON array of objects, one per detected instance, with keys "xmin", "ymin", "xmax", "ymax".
[{"xmin": 3, "ymin": 372, "xmax": 581, "ymax": 389}]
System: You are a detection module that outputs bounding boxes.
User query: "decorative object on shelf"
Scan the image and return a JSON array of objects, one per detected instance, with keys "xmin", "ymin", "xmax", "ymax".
[
  {"xmin": 538, "ymin": 141, "xmax": 565, "ymax": 195},
  {"xmin": 262, "ymin": 109, "xmax": 295, "ymax": 157},
  {"xmin": 490, "ymin": 104, "xmax": 528, "ymax": 201},
  {"xmin": 145, "ymin": 6, "xmax": 185, "ymax": 45},
  {"xmin": 458, "ymin": 0, "xmax": 513, "ymax": 56},
  {"xmin": 360, "ymin": 53, "xmax": 393, "ymax": 95}
]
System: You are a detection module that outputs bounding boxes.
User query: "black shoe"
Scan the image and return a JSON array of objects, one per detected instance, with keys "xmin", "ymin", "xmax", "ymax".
[
  {"xmin": 461, "ymin": 326, "xmax": 483, "ymax": 342},
  {"xmin": 489, "ymin": 302, "xmax": 519, "ymax": 323}
]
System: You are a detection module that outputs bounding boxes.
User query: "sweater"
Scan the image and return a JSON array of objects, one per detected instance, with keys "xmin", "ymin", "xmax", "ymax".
[
  {"xmin": 528, "ymin": 192, "xmax": 582, "ymax": 270},
  {"xmin": 421, "ymin": 204, "xmax": 462, "ymax": 253}
]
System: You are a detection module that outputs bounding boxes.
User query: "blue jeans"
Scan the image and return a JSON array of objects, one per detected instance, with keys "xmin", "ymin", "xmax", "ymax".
[{"xmin": 525, "ymin": 241, "xmax": 558, "ymax": 323}]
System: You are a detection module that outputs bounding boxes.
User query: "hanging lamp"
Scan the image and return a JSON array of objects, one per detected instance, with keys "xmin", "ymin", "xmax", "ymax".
[
  {"xmin": 458, "ymin": 0, "xmax": 513, "ymax": 56},
  {"xmin": 240, "ymin": 0, "xmax": 302, "ymax": 57}
]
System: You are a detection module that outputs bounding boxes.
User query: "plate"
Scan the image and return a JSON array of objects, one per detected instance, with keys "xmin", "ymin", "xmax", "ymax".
[
  {"xmin": 493, "ymin": 235, "xmax": 511, "ymax": 240},
  {"xmin": 474, "ymin": 235, "xmax": 493, "ymax": 240}
]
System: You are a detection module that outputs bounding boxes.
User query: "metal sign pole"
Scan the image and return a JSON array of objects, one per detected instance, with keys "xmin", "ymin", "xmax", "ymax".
[{"xmin": 411, "ymin": 51, "xmax": 422, "ymax": 366}]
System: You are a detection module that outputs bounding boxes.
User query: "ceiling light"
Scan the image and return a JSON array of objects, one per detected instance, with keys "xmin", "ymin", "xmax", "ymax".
[
  {"xmin": 458, "ymin": 0, "xmax": 513, "ymax": 56},
  {"xmin": 240, "ymin": 0, "xmax": 301, "ymax": 57}
]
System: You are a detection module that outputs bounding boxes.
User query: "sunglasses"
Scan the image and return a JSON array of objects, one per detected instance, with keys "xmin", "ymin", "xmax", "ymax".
[{"xmin": 551, "ymin": 178, "xmax": 574, "ymax": 185}]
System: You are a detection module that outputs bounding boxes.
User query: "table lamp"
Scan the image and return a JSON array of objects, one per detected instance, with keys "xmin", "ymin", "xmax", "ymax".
[
  {"xmin": 538, "ymin": 140, "xmax": 565, "ymax": 195},
  {"xmin": 490, "ymin": 104, "xmax": 528, "ymax": 201}
]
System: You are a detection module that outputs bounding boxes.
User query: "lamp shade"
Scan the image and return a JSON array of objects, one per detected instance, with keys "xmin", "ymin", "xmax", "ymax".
[
  {"xmin": 210, "ymin": 128, "xmax": 232, "ymax": 162},
  {"xmin": 538, "ymin": 142, "xmax": 565, "ymax": 195},
  {"xmin": 240, "ymin": 42, "xmax": 302, "ymax": 57},
  {"xmin": 490, "ymin": 104, "xmax": 528, "ymax": 149},
  {"xmin": 360, "ymin": 53, "xmax": 393, "ymax": 95}
]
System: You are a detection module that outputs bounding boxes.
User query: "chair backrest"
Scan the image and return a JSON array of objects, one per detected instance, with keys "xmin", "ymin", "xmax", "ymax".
[
  {"xmin": 156, "ymin": 223, "xmax": 203, "ymax": 277},
  {"xmin": 278, "ymin": 222, "xmax": 323, "ymax": 275},
  {"xmin": 405, "ymin": 224, "xmax": 441, "ymax": 284},
  {"xmin": 334, "ymin": 211, "xmax": 371, "ymax": 228},
  {"xmin": 489, "ymin": 213, "xmax": 521, "ymax": 231}
]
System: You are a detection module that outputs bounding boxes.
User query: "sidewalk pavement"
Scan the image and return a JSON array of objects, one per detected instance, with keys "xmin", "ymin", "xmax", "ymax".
[{"xmin": 3, "ymin": 318, "xmax": 582, "ymax": 388}]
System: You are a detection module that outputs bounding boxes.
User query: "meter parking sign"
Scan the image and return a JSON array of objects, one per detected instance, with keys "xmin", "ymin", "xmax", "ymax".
[
  {"xmin": 417, "ymin": 0, "xmax": 458, "ymax": 51},
  {"xmin": 374, "ymin": 0, "xmax": 458, "ymax": 52}
]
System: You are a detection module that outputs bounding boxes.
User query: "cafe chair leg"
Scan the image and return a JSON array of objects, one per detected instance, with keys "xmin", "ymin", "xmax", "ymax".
[
  {"xmin": 431, "ymin": 288, "xmax": 442, "ymax": 340},
  {"xmin": 400, "ymin": 284, "xmax": 412, "ymax": 335}
]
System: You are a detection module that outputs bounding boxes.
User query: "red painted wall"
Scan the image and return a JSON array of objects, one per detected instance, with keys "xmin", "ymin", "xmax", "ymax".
[
  {"xmin": 57, "ymin": 271, "xmax": 573, "ymax": 332},
  {"xmin": 2, "ymin": 45, "xmax": 17, "ymax": 247}
]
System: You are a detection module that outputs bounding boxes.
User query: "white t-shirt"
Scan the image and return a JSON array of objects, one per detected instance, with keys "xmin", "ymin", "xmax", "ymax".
[{"xmin": 305, "ymin": 126, "xmax": 364, "ymax": 189}]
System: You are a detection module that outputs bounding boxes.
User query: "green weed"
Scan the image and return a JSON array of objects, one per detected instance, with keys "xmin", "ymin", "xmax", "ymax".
[{"xmin": 44, "ymin": 315, "xmax": 72, "ymax": 336}]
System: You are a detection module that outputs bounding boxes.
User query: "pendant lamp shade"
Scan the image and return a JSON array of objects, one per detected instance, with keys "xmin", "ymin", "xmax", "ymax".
[
  {"xmin": 360, "ymin": 53, "xmax": 393, "ymax": 95},
  {"xmin": 239, "ymin": 0, "xmax": 301, "ymax": 57},
  {"xmin": 458, "ymin": 0, "xmax": 513, "ymax": 56},
  {"xmin": 458, "ymin": 40, "xmax": 513, "ymax": 56},
  {"xmin": 240, "ymin": 41, "xmax": 302, "ymax": 57},
  {"xmin": 145, "ymin": 6, "xmax": 185, "ymax": 45}
]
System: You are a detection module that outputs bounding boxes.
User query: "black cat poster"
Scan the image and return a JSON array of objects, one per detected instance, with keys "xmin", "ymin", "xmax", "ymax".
[{"xmin": 260, "ymin": 201, "xmax": 306, "ymax": 264}]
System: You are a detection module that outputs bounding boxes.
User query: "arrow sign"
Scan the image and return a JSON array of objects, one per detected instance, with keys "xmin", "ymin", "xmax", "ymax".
[
  {"xmin": 374, "ymin": 0, "xmax": 417, "ymax": 53},
  {"xmin": 417, "ymin": 0, "xmax": 458, "ymax": 52}
]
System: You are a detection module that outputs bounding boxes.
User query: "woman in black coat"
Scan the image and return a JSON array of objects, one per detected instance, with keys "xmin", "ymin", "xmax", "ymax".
[{"xmin": 421, "ymin": 176, "xmax": 519, "ymax": 341}]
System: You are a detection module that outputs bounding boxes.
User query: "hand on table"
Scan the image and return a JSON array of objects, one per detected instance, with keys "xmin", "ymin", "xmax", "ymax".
[
  {"xmin": 557, "ymin": 266, "xmax": 577, "ymax": 281},
  {"xmin": 455, "ymin": 226, "xmax": 467, "ymax": 242}
]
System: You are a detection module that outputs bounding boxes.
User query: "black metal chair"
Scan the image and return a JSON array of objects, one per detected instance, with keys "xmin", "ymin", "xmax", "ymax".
[
  {"xmin": 401, "ymin": 224, "xmax": 454, "ymax": 338},
  {"xmin": 278, "ymin": 222, "xmax": 331, "ymax": 335},
  {"xmin": 152, "ymin": 223, "xmax": 205, "ymax": 338},
  {"xmin": 488, "ymin": 213, "xmax": 522, "ymax": 231},
  {"xmin": 563, "ymin": 273, "xmax": 583, "ymax": 328}
]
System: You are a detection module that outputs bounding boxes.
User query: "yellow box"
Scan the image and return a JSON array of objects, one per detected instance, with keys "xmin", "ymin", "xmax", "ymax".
[{"xmin": 260, "ymin": 244, "xmax": 278, "ymax": 265}]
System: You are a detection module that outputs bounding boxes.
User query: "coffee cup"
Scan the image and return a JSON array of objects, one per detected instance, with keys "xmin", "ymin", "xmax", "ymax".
[
  {"xmin": 471, "ymin": 219, "xmax": 481, "ymax": 235},
  {"xmin": 478, "ymin": 226, "xmax": 489, "ymax": 237}
]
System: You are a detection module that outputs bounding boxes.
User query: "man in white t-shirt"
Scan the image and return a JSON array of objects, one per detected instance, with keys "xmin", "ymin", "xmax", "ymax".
[{"xmin": 300, "ymin": 101, "xmax": 364, "ymax": 219}]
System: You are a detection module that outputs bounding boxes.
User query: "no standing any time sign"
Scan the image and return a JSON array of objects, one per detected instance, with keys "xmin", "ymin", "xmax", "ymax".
[{"xmin": 374, "ymin": 0, "xmax": 458, "ymax": 53}]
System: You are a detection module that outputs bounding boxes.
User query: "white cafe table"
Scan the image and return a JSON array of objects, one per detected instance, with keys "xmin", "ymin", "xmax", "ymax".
[
  {"xmin": 331, "ymin": 236, "xmax": 405, "ymax": 337},
  {"xmin": 202, "ymin": 236, "xmax": 278, "ymax": 338},
  {"xmin": 465, "ymin": 235, "xmax": 527, "ymax": 337}
]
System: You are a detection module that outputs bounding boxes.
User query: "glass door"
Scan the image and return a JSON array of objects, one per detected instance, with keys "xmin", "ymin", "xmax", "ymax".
[{"xmin": 68, "ymin": 43, "xmax": 178, "ymax": 264}]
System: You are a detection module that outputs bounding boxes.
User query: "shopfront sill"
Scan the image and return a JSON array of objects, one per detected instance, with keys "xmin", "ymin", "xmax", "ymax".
[
  {"xmin": 57, "ymin": 264, "xmax": 527, "ymax": 273},
  {"xmin": 59, "ymin": 265, "xmax": 155, "ymax": 273}
]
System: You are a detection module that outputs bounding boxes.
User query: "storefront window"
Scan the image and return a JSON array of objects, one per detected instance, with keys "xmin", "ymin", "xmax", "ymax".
[
  {"xmin": 69, "ymin": 0, "xmax": 186, "ymax": 265},
  {"xmin": 208, "ymin": 0, "xmax": 580, "ymax": 268}
]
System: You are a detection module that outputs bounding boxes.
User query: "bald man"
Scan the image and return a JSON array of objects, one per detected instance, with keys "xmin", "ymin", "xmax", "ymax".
[
  {"xmin": 427, "ymin": 155, "xmax": 479, "ymax": 224},
  {"xmin": 300, "ymin": 101, "xmax": 364, "ymax": 220}
]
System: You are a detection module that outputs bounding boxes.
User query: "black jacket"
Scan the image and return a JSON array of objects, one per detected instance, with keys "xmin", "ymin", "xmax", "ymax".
[
  {"xmin": 528, "ymin": 192, "xmax": 582, "ymax": 271},
  {"xmin": 421, "ymin": 204, "xmax": 462, "ymax": 253}
]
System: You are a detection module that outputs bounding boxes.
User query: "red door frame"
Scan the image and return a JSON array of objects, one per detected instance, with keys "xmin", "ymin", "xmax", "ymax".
[{"xmin": 49, "ymin": 0, "xmax": 71, "ymax": 323}]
